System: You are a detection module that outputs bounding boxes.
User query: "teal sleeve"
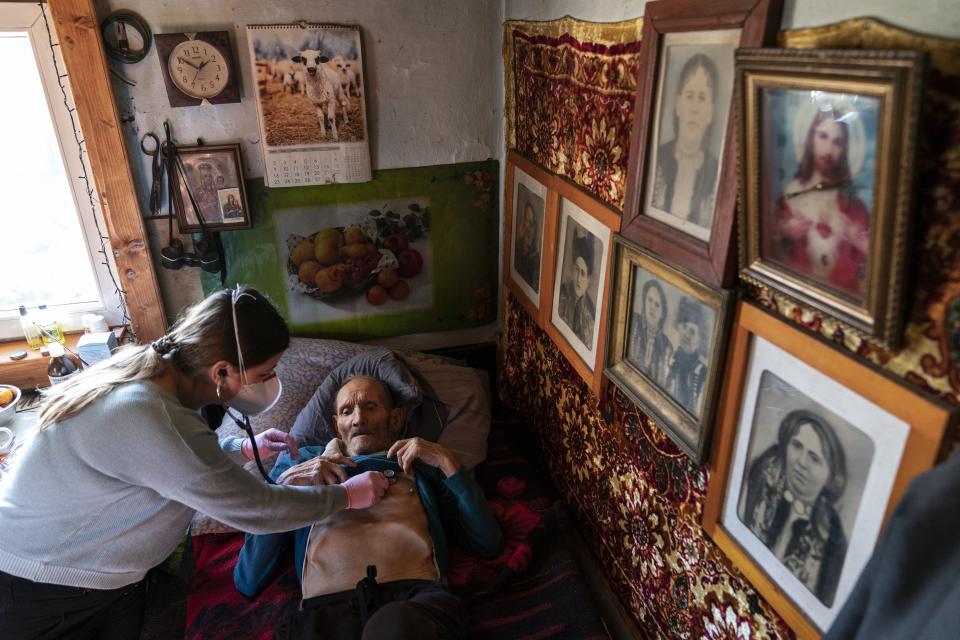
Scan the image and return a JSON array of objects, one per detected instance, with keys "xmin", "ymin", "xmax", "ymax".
[{"xmin": 441, "ymin": 467, "xmax": 503, "ymax": 559}]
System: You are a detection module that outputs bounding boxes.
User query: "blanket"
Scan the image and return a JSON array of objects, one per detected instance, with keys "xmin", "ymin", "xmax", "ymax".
[{"xmin": 185, "ymin": 421, "xmax": 609, "ymax": 639}]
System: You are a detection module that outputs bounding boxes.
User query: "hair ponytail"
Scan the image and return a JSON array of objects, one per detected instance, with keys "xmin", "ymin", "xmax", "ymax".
[{"xmin": 36, "ymin": 286, "xmax": 289, "ymax": 430}]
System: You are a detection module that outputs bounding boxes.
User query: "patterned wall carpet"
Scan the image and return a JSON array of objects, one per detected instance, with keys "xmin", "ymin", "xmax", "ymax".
[{"xmin": 501, "ymin": 17, "xmax": 960, "ymax": 640}]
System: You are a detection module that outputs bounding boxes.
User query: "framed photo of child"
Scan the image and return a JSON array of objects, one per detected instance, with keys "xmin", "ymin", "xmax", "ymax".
[{"xmin": 737, "ymin": 49, "xmax": 926, "ymax": 348}]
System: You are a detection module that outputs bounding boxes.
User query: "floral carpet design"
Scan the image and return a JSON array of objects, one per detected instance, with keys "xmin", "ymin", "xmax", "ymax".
[
  {"xmin": 504, "ymin": 18, "xmax": 643, "ymax": 211},
  {"xmin": 499, "ymin": 20, "xmax": 960, "ymax": 638},
  {"xmin": 501, "ymin": 292, "xmax": 794, "ymax": 639}
]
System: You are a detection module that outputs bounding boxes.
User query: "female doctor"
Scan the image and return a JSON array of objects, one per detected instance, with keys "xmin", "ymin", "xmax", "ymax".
[{"xmin": 0, "ymin": 286, "xmax": 388, "ymax": 639}]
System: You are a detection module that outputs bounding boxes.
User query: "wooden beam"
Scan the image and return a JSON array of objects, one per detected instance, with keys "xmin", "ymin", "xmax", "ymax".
[{"xmin": 47, "ymin": 0, "xmax": 167, "ymax": 342}]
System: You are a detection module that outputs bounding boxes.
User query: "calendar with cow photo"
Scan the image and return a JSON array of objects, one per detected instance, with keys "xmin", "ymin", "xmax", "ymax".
[{"xmin": 247, "ymin": 24, "xmax": 371, "ymax": 187}]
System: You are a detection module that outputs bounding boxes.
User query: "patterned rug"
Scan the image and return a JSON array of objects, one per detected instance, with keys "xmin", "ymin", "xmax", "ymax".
[
  {"xmin": 504, "ymin": 17, "xmax": 643, "ymax": 210},
  {"xmin": 184, "ymin": 419, "xmax": 610, "ymax": 640}
]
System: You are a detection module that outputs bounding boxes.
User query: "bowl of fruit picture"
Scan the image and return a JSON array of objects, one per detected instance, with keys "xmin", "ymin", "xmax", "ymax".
[
  {"xmin": 288, "ymin": 226, "xmax": 387, "ymax": 301},
  {"xmin": 287, "ymin": 202, "xmax": 431, "ymax": 307}
]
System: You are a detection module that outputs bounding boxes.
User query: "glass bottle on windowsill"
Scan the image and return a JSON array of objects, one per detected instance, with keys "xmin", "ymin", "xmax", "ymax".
[
  {"xmin": 19, "ymin": 306, "xmax": 42, "ymax": 350},
  {"xmin": 36, "ymin": 304, "xmax": 65, "ymax": 345},
  {"xmin": 47, "ymin": 342, "xmax": 80, "ymax": 386}
]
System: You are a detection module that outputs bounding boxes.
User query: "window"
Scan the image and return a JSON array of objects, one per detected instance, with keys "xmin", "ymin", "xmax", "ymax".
[{"xmin": 0, "ymin": 3, "xmax": 122, "ymax": 339}]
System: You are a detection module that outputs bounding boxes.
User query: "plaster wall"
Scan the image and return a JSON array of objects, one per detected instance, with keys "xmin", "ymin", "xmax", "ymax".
[{"xmin": 95, "ymin": 0, "xmax": 504, "ymax": 344}]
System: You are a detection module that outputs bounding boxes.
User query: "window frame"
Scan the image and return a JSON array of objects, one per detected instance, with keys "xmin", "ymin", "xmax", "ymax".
[
  {"xmin": 1, "ymin": 0, "xmax": 165, "ymax": 343},
  {"xmin": 0, "ymin": 3, "xmax": 119, "ymax": 336}
]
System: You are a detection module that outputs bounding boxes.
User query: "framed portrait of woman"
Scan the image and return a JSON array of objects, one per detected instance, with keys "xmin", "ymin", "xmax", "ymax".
[
  {"xmin": 605, "ymin": 236, "xmax": 732, "ymax": 462},
  {"xmin": 620, "ymin": 0, "xmax": 782, "ymax": 287},
  {"xmin": 737, "ymin": 49, "xmax": 926, "ymax": 348},
  {"xmin": 504, "ymin": 153, "xmax": 555, "ymax": 313},
  {"xmin": 703, "ymin": 302, "xmax": 956, "ymax": 638}
]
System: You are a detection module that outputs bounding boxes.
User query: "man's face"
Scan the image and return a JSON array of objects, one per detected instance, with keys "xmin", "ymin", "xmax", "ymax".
[
  {"xmin": 812, "ymin": 119, "xmax": 845, "ymax": 177},
  {"xmin": 676, "ymin": 320, "xmax": 701, "ymax": 355},
  {"xmin": 520, "ymin": 205, "xmax": 535, "ymax": 249},
  {"xmin": 332, "ymin": 377, "xmax": 401, "ymax": 455},
  {"xmin": 573, "ymin": 257, "xmax": 590, "ymax": 298}
]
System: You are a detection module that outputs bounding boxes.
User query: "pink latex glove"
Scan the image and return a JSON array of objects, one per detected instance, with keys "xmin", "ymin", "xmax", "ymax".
[
  {"xmin": 241, "ymin": 428, "xmax": 299, "ymax": 462},
  {"xmin": 341, "ymin": 471, "xmax": 389, "ymax": 509}
]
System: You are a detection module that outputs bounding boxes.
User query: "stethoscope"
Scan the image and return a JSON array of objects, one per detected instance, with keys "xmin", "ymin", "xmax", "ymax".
[{"xmin": 223, "ymin": 404, "xmax": 276, "ymax": 484}]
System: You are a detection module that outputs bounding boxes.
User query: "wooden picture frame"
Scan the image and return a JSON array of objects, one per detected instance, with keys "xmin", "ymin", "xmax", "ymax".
[
  {"xmin": 504, "ymin": 154, "xmax": 556, "ymax": 314},
  {"xmin": 620, "ymin": 0, "xmax": 782, "ymax": 287},
  {"xmin": 737, "ymin": 49, "xmax": 926, "ymax": 349},
  {"xmin": 605, "ymin": 236, "xmax": 732, "ymax": 462},
  {"xmin": 503, "ymin": 151, "xmax": 621, "ymax": 393},
  {"xmin": 173, "ymin": 144, "xmax": 252, "ymax": 233},
  {"xmin": 703, "ymin": 302, "xmax": 956, "ymax": 637}
]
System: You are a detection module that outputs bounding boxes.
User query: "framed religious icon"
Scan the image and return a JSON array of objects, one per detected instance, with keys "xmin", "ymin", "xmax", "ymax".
[
  {"xmin": 620, "ymin": 0, "xmax": 782, "ymax": 287},
  {"xmin": 703, "ymin": 302, "xmax": 956, "ymax": 638},
  {"xmin": 544, "ymin": 177, "xmax": 620, "ymax": 393},
  {"xmin": 605, "ymin": 236, "xmax": 732, "ymax": 462},
  {"xmin": 173, "ymin": 143, "xmax": 252, "ymax": 233},
  {"xmin": 737, "ymin": 49, "xmax": 926, "ymax": 348},
  {"xmin": 504, "ymin": 152, "xmax": 555, "ymax": 314}
]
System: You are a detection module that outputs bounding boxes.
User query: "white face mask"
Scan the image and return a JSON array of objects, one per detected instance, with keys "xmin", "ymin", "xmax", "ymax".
[
  {"xmin": 226, "ymin": 372, "xmax": 282, "ymax": 416},
  {"xmin": 223, "ymin": 285, "xmax": 283, "ymax": 417}
]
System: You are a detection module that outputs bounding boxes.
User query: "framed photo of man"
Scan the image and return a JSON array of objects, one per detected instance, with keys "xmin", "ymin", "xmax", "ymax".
[
  {"xmin": 505, "ymin": 153, "xmax": 553, "ymax": 312},
  {"xmin": 702, "ymin": 302, "xmax": 956, "ymax": 638},
  {"xmin": 540, "ymin": 178, "xmax": 619, "ymax": 392},
  {"xmin": 551, "ymin": 199, "xmax": 609, "ymax": 363},
  {"xmin": 620, "ymin": 0, "xmax": 783, "ymax": 287},
  {"xmin": 605, "ymin": 236, "xmax": 732, "ymax": 462},
  {"xmin": 174, "ymin": 143, "xmax": 252, "ymax": 233},
  {"xmin": 737, "ymin": 49, "xmax": 926, "ymax": 348}
]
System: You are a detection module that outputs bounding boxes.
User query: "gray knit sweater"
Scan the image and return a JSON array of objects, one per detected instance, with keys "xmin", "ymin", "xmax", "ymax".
[{"xmin": 0, "ymin": 381, "xmax": 346, "ymax": 590}]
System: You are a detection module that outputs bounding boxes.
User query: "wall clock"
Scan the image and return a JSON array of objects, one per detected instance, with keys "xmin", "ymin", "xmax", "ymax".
[{"xmin": 155, "ymin": 31, "xmax": 240, "ymax": 107}]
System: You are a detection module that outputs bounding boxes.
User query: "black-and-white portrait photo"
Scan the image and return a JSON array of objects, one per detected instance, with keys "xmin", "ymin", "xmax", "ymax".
[
  {"xmin": 645, "ymin": 30, "xmax": 739, "ymax": 242},
  {"xmin": 556, "ymin": 221, "xmax": 602, "ymax": 350},
  {"xmin": 626, "ymin": 266, "xmax": 716, "ymax": 419},
  {"xmin": 512, "ymin": 181, "xmax": 545, "ymax": 295},
  {"xmin": 737, "ymin": 371, "xmax": 874, "ymax": 607}
]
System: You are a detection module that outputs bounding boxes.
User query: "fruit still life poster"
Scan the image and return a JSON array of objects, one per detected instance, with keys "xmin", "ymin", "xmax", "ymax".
[
  {"xmin": 280, "ymin": 197, "xmax": 434, "ymax": 324},
  {"xmin": 201, "ymin": 160, "xmax": 498, "ymax": 340}
]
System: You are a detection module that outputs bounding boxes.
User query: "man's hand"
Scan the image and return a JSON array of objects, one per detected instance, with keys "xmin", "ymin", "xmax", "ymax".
[
  {"xmin": 387, "ymin": 437, "xmax": 459, "ymax": 478},
  {"xmin": 242, "ymin": 428, "xmax": 299, "ymax": 463},
  {"xmin": 277, "ymin": 453, "xmax": 357, "ymax": 486}
]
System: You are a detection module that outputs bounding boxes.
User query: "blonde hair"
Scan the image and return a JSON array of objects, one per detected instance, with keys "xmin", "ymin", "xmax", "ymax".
[{"xmin": 37, "ymin": 286, "xmax": 289, "ymax": 430}]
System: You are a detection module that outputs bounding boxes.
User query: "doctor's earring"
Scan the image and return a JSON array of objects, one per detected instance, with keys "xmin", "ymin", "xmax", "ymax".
[{"xmin": 215, "ymin": 369, "xmax": 228, "ymax": 403}]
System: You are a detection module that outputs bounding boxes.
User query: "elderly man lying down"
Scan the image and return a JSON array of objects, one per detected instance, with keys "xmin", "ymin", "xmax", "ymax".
[{"xmin": 233, "ymin": 369, "xmax": 502, "ymax": 640}]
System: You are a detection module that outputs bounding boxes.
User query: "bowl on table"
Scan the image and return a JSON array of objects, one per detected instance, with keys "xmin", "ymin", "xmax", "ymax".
[{"xmin": 0, "ymin": 384, "xmax": 22, "ymax": 429}]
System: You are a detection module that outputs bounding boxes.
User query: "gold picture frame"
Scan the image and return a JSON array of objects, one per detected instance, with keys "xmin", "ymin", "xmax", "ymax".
[
  {"xmin": 737, "ymin": 48, "xmax": 926, "ymax": 348},
  {"xmin": 605, "ymin": 235, "xmax": 732, "ymax": 462},
  {"xmin": 703, "ymin": 302, "xmax": 956, "ymax": 637}
]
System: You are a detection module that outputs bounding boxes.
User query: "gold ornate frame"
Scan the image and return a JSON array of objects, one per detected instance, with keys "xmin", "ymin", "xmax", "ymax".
[
  {"xmin": 605, "ymin": 236, "xmax": 732, "ymax": 462},
  {"xmin": 737, "ymin": 48, "xmax": 926, "ymax": 349}
]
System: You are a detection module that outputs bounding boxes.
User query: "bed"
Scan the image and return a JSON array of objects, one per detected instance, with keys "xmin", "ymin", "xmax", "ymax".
[{"xmin": 182, "ymin": 338, "xmax": 610, "ymax": 639}]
